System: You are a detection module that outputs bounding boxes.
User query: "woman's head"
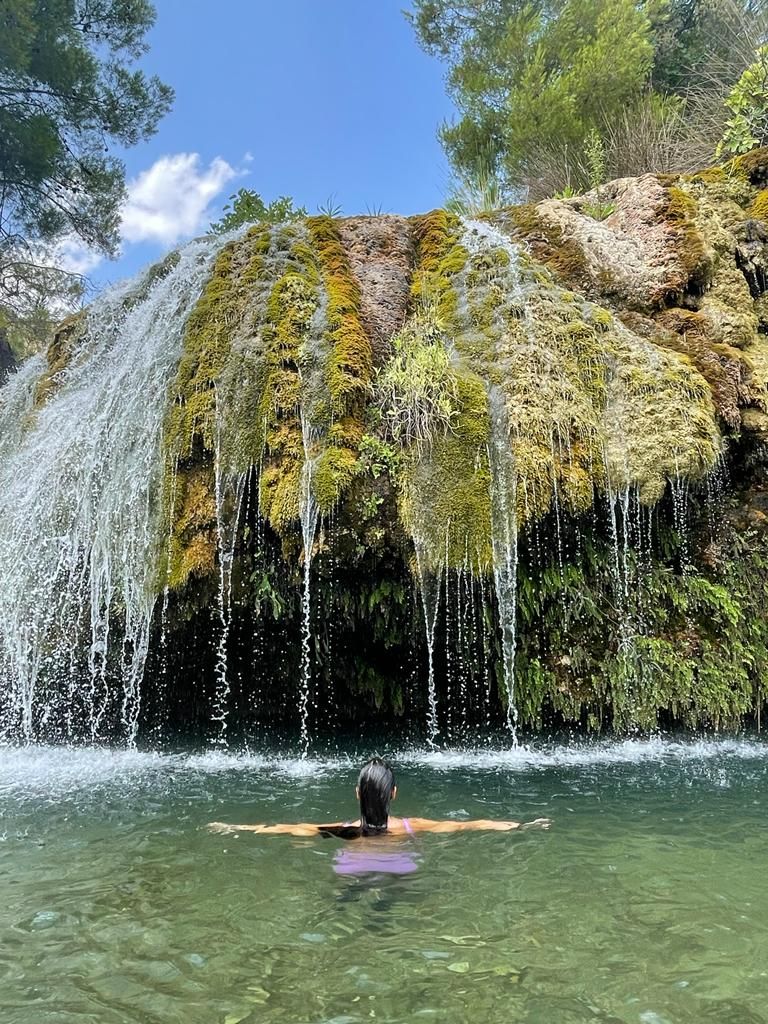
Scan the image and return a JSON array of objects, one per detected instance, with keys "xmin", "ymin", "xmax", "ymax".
[{"xmin": 356, "ymin": 757, "xmax": 396, "ymax": 835}]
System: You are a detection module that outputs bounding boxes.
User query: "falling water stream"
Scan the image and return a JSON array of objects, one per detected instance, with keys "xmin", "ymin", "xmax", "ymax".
[
  {"xmin": 460, "ymin": 221, "xmax": 531, "ymax": 739},
  {"xmin": 413, "ymin": 540, "xmax": 443, "ymax": 745},
  {"xmin": 0, "ymin": 237, "xmax": 222, "ymax": 743},
  {"xmin": 487, "ymin": 388, "xmax": 520, "ymax": 741},
  {"xmin": 298, "ymin": 412, "xmax": 320, "ymax": 758}
]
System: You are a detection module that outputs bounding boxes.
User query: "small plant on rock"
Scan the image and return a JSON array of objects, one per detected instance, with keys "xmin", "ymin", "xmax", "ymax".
[{"xmin": 716, "ymin": 45, "xmax": 768, "ymax": 159}]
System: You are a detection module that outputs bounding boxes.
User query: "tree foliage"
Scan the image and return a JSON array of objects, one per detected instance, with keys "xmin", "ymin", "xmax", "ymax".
[
  {"xmin": 0, "ymin": 0, "xmax": 173, "ymax": 312},
  {"xmin": 407, "ymin": 0, "xmax": 768, "ymax": 197}
]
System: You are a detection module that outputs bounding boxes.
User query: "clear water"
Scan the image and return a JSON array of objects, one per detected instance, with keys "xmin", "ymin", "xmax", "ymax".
[{"xmin": 2, "ymin": 738, "xmax": 767, "ymax": 1024}]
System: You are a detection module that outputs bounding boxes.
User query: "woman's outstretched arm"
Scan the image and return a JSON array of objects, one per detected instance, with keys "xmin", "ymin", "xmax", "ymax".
[
  {"xmin": 208, "ymin": 817, "xmax": 550, "ymax": 836},
  {"xmin": 208, "ymin": 821, "xmax": 350, "ymax": 836},
  {"xmin": 403, "ymin": 816, "xmax": 551, "ymax": 833}
]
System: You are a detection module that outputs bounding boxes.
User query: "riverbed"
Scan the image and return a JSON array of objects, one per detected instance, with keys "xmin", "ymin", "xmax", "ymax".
[{"xmin": 1, "ymin": 738, "xmax": 766, "ymax": 1023}]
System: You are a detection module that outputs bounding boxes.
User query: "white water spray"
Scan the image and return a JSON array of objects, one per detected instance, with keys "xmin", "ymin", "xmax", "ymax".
[
  {"xmin": 298, "ymin": 412, "xmax": 320, "ymax": 759},
  {"xmin": 487, "ymin": 387, "xmax": 519, "ymax": 742},
  {"xmin": 0, "ymin": 237, "xmax": 222, "ymax": 743},
  {"xmin": 414, "ymin": 539, "xmax": 443, "ymax": 744}
]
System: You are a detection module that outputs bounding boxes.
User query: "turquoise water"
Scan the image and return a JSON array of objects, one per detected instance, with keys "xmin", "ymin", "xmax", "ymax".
[{"xmin": 2, "ymin": 739, "xmax": 767, "ymax": 1024}]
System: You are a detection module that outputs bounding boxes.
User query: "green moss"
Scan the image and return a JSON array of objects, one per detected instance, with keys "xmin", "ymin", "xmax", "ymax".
[
  {"xmin": 465, "ymin": 227, "xmax": 720, "ymax": 514},
  {"xmin": 303, "ymin": 216, "xmax": 373, "ymax": 515},
  {"xmin": 408, "ymin": 210, "xmax": 468, "ymax": 327},
  {"xmin": 512, "ymin": 514, "xmax": 768, "ymax": 732},
  {"xmin": 399, "ymin": 370, "xmax": 493, "ymax": 572},
  {"xmin": 257, "ymin": 252, "xmax": 321, "ymax": 530},
  {"xmin": 690, "ymin": 166, "xmax": 727, "ymax": 185},
  {"xmin": 654, "ymin": 308, "xmax": 745, "ymax": 427},
  {"xmin": 744, "ymin": 335, "xmax": 768, "ymax": 411},
  {"xmin": 749, "ymin": 189, "xmax": 768, "ymax": 221},
  {"xmin": 506, "ymin": 204, "xmax": 592, "ymax": 288},
  {"xmin": 662, "ymin": 186, "xmax": 712, "ymax": 287},
  {"xmin": 732, "ymin": 147, "xmax": 768, "ymax": 186},
  {"xmin": 161, "ymin": 225, "xmax": 301, "ymax": 589}
]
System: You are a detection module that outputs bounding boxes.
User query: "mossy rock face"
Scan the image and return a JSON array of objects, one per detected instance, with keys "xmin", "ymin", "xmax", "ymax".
[
  {"xmin": 129, "ymin": 152, "xmax": 768, "ymax": 733},
  {"xmin": 154, "ymin": 167, "xmax": 764, "ymax": 587}
]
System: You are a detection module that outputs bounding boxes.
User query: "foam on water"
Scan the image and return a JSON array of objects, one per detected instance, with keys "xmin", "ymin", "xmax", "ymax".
[
  {"xmin": 406, "ymin": 735, "xmax": 768, "ymax": 769},
  {"xmin": 2, "ymin": 737, "xmax": 767, "ymax": 799}
]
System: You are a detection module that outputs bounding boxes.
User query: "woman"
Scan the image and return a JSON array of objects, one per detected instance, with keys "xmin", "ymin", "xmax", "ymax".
[{"xmin": 208, "ymin": 756, "xmax": 551, "ymax": 838}]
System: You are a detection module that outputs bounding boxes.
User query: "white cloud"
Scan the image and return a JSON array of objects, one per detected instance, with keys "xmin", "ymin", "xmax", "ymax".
[
  {"xmin": 41, "ymin": 153, "xmax": 240, "ymax": 281},
  {"xmin": 121, "ymin": 152, "xmax": 239, "ymax": 246},
  {"xmin": 54, "ymin": 236, "xmax": 105, "ymax": 277}
]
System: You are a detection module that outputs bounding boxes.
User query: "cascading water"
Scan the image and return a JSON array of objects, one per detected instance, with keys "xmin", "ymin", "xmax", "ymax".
[
  {"xmin": 414, "ymin": 539, "xmax": 442, "ymax": 744},
  {"xmin": 487, "ymin": 387, "xmax": 520, "ymax": 741},
  {"xmin": 0, "ymin": 236, "xmax": 222, "ymax": 743},
  {"xmin": 295, "ymin": 269, "xmax": 329, "ymax": 758},
  {"xmin": 0, "ymin": 353, "xmax": 45, "ymax": 462},
  {"xmin": 461, "ymin": 221, "xmax": 530, "ymax": 740},
  {"xmin": 210, "ymin": 390, "xmax": 249, "ymax": 747},
  {"xmin": 297, "ymin": 411, "xmax": 320, "ymax": 758}
]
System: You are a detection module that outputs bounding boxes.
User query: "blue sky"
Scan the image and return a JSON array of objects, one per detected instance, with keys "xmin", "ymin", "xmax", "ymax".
[{"xmin": 77, "ymin": 1, "xmax": 456, "ymax": 288}]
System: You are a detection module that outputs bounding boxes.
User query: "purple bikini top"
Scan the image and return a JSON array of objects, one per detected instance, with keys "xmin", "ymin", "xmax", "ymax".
[{"xmin": 333, "ymin": 818, "xmax": 419, "ymax": 876}]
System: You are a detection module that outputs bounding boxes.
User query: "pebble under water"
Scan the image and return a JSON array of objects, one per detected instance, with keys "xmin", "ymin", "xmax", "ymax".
[{"xmin": 1, "ymin": 738, "xmax": 767, "ymax": 1024}]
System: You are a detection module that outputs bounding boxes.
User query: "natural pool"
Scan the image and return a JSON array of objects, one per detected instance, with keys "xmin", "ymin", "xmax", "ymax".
[{"xmin": 1, "ymin": 739, "xmax": 767, "ymax": 1024}]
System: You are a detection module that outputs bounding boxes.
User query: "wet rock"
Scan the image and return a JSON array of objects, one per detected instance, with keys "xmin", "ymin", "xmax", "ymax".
[
  {"xmin": 0, "ymin": 327, "xmax": 15, "ymax": 384},
  {"xmin": 339, "ymin": 215, "xmax": 413, "ymax": 366}
]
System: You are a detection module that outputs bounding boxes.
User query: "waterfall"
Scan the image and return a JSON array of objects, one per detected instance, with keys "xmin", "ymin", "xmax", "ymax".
[
  {"xmin": 298, "ymin": 411, "xmax": 320, "ymax": 759},
  {"xmin": 461, "ymin": 221, "xmax": 527, "ymax": 741},
  {"xmin": 414, "ymin": 539, "xmax": 442, "ymax": 744},
  {"xmin": 211, "ymin": 390, "xmax": 248, "ymax": 747},
  {"xmin": 487, "ymin": 387, "xmax": 519, "ymax": 742},
  {"xmin": 0, "ymin": 354, "xmax": 46, "ymax": 461},
  {"xmin": 0, "ymin": 236, "xmax": 221, "ymax": 743}
]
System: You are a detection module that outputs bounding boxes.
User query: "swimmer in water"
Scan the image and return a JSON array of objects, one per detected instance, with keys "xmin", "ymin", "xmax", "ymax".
[{"xmin": 208, "ymin": 756, "xmax": 551, "ymax": 838}]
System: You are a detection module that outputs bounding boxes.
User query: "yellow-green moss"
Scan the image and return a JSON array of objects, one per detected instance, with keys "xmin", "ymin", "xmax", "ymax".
[
  {"xmin": 457, "ymin": 226, "xmax": 720, "ymax": 517},
  {"xmin": 654, "ymin": 308, "xmax": 745, "ymax": 427},
  {"xmin": 161, "ymin": 225, "xmax": 290, "ymax": 589},
  {"xmin": 303, "ymin": 216, "xmax": 373, "ymax": 515},
  {"xmin": 602, "ymin": 324, "xmax": 721, "ymax": 502},
  {"xmin": 164, "ymin": 465, "xmax": 217, "ymax": 588},
  {"xmin": 408, "ymin": 210, "xmax": 468, "ymax": 327},
  {"xmin": 505, "ymin": 204, "xmax": 592, "ymax": 287},
  {"xmin": 662, "ymin": 186, "xmax": 712, "ymax": 286},
  {"xmin": 732, "ymin": 147, "xmax": 768, "ymax": 186},
  {"xmin": 744, "ymin": 335, "xmax": 768, "ymax": 411},
  {"xmin": 750, "ymin": 189, "xmax": 768, "ymax": 221},
  {"xmin": 257, "ymin": 251, "xmax": 321, "ymax": 530},
  {"xmin": 400, "ymin": 371, "xmax": 493, "ymax": 572},
  {"xmin": 372, "ymin": 211, "xmax": 492, "ymax": 571}
]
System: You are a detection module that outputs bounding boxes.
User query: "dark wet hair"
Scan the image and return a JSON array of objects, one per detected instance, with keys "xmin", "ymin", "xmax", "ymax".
[{"xmin": 358, "ymin": 757, "xmax": 395, "ymax": 836}]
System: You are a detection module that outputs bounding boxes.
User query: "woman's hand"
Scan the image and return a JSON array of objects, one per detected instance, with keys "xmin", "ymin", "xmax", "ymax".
[
  {"xmin": 522, "ymin": 817, "xmax": 552, "ymax": 830},
  {"xmin": 208, "ymin": 821, "xmax": 237, "ymax": 834}
]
